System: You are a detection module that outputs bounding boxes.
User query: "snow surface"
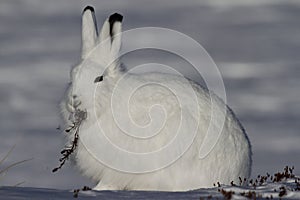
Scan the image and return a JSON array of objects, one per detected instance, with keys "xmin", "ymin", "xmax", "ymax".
[
  {"xmin": 0, "ymin": 0, "xmax": 300, "ymax": 191},
  {"xmin": 0, "ymin": 176, "xmax": 300, "ymax": 199}
]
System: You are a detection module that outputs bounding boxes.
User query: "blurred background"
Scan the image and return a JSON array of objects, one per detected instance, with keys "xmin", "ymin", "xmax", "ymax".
[{"xmin": 0, "ymin": 0, "xmax": 299, "ymax": 189}]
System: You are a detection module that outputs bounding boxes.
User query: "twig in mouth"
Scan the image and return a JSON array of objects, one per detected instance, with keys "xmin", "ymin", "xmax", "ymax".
[{"xmin": 52, "ymin": 108, "xmax": 87, "ymax": 173}]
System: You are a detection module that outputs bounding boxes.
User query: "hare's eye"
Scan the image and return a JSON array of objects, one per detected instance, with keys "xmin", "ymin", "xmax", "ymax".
[{"xmin": 94, "ymin": 75, "xmax": 103, "ymax": 83}]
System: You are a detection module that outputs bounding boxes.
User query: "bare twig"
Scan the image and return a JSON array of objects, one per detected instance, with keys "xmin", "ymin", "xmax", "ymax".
[
  {"xmin": 0, "ymin": 145, "xmax": 33, "ymax": 177},
  {"xmin": 53, "ymin": 108, "xmax": 87, "ymax": 173},
  {"xmin": 0, "ymin": 145, "xmax": 16, "ymax": 166},
  {"xmin": 13, "ymin": 181, "xmax": 25, "ymax": 187},
  {"xmin": 0, "ymin": 158, "xmax": 33, "ymax": 175}
]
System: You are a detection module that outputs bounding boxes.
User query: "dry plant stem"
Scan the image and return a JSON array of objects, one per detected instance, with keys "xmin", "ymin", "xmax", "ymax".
[
  {"xmin": 0, "ymin": 158, "xmax": 33, "ymax": 175},
  {"xmin": 53, "ymin": 108, "xmax": 87, "ymax": 173},
  {"xmin": 72, "ymin": 186, "xmax": 92, "ymax": 198},
  {"xmin": 0, "ymin": 145, "xmax": 16, "ymax": 166},
  {"xmin": 217, "ymin": 166, "xmax": 299, "ymax": 200},
  {"xmin": 13, "ymin": 181, "xmax": 26, "ymax": 187},
  {"xmin": 0, "ymin": 145, "xmax": 33, "ymax": 177}
]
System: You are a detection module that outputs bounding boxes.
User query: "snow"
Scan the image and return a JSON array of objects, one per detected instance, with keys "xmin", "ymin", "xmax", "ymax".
[
  {"xmin": 0, "ymin": 0, "xmax": 300, "ymax": 192},
  {"xmin": 0, "ymin": 176, "xmax": 299, "ymax": 199}
]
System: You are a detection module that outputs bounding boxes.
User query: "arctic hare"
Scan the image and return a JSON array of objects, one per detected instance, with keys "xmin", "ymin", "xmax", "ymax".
[{"xmin": 60, "ymin": 6, "xmax": 252, "ymax": 191}]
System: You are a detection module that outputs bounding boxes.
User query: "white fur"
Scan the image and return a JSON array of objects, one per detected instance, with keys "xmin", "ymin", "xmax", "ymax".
[{"xmin": 60, "ymin": 7, "xmax": 252, "ymax": 191}]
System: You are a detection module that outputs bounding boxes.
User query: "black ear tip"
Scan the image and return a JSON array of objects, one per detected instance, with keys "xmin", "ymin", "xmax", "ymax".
[
  {"xmin": 109, "ymin": 13, "xmax": 123, "ymax": 23},
  {"xmin": 83, "ymin": 5, "xmax": 95, "ymax": 13}
]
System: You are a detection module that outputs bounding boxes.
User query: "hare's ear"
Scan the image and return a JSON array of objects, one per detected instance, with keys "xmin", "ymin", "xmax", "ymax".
[
  {"xmin": 98, "ymin": 13, "xmax": 123, "ymax": 57},
  {"xmin": 98, "ymin": 13, "xmax": 123, "ymax": 77},
  {"xmin": 109, "ymin": 13, "xmax": 123, "ymax": 58},
  {"xmin": 81, "ymin": 6, "xmax": 98, "ymax": 59}
]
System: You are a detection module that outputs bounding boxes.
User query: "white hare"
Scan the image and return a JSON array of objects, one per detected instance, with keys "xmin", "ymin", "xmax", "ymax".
[{"xmin": 60, "ymin": 6, "xmax": 252, "ymax": 191}]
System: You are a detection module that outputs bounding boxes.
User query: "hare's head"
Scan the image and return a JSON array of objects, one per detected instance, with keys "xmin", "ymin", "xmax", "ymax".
[
  {"xmin": 70, "ymin": 6, "xmax": 123, "ymax": 104},
  {"xmin": 71, "ymin": 6, "xmax": 123, "ymax": 86},
  {"xmin": 68, "ymin": 6, "xmax": 123, "ymax": 109}
]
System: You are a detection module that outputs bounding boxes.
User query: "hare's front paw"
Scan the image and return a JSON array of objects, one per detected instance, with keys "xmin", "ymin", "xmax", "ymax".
[
  {"xmin": 70, "ymin": 95, "xmax": 82, "ymax": 109},
  {"xmin": 65, "ymin": 96, "xmax": 87, "ymax": 133},
  {"xmin": 67, "ymin": 95, "xmax": 81, "ymax": 113},
  {"xmin": 66, "ymin": 95, "xmax": 85, "ymax": 121}
]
